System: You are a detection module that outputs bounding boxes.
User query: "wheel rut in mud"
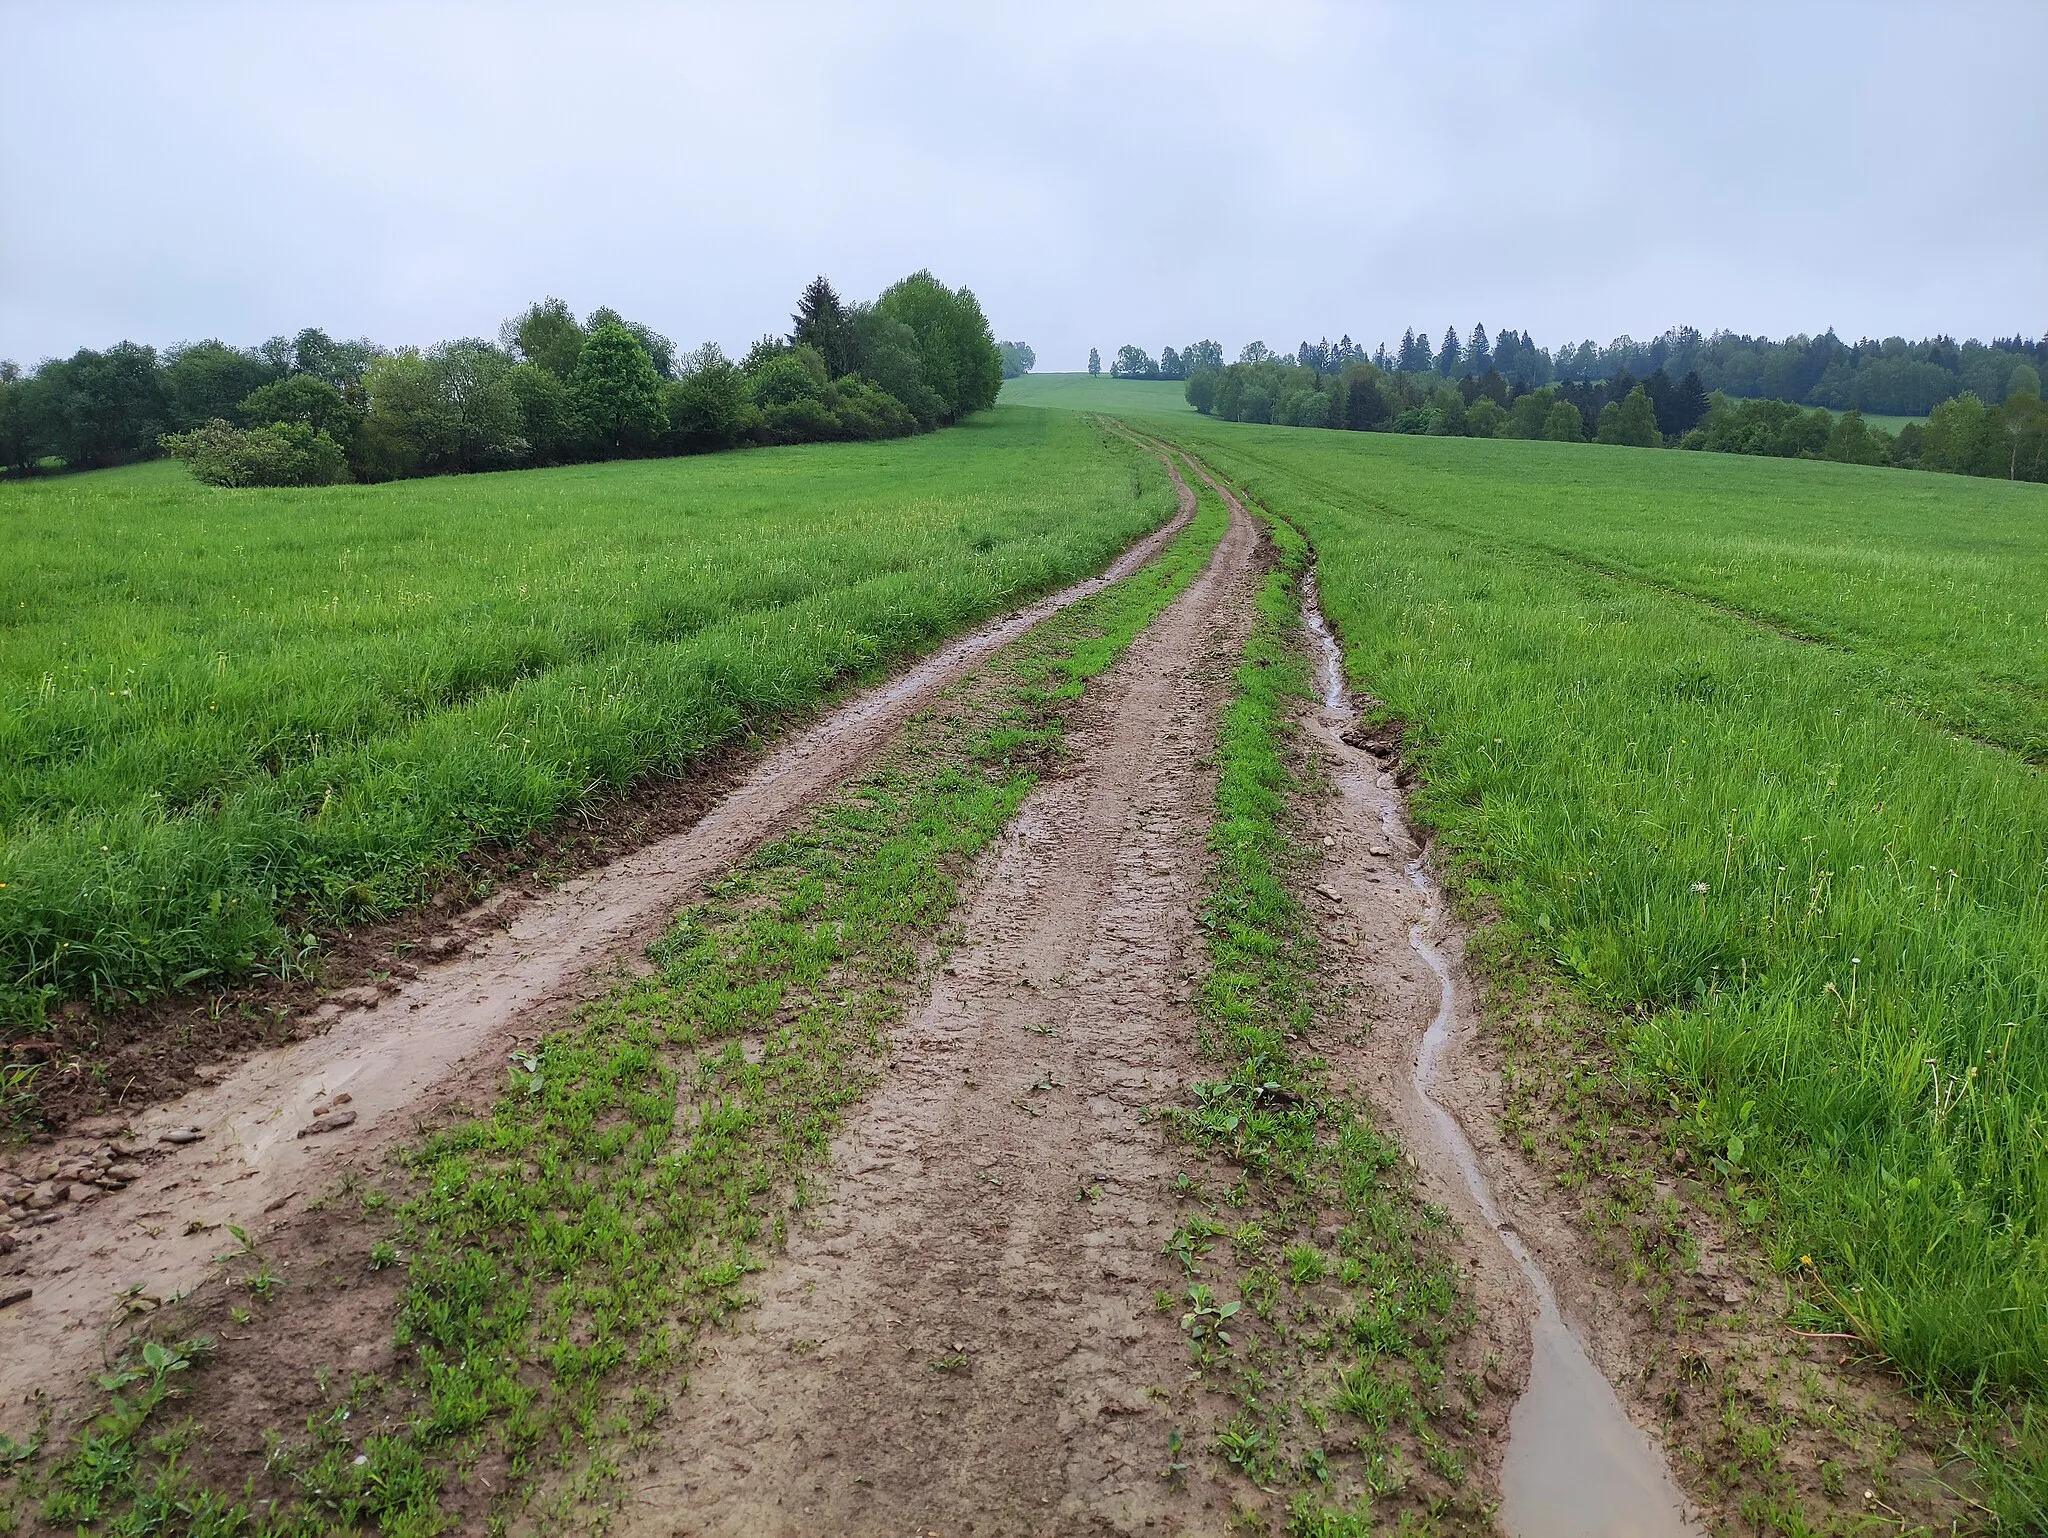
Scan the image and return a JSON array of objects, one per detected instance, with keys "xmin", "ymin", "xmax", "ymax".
[{"xmin": 617, "ymin": 485, "xmax": 1264, "ymax": 1536}]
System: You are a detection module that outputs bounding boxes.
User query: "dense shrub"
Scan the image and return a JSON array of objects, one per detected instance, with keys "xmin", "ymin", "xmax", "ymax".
[{"xmin": 161, "ymin": 419, "xmax": 350, "ymax": 486}]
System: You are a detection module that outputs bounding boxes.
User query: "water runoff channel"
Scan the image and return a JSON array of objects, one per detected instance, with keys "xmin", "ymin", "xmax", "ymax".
[{"xmin": 1301, "ymin": 574, "xmax": 1702, "ymax": 1538}]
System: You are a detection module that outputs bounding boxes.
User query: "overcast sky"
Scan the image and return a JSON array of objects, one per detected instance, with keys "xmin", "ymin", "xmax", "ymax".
[{"xmin": 3, "ymin": 2, "xmax": 2042, "ymax": 372}]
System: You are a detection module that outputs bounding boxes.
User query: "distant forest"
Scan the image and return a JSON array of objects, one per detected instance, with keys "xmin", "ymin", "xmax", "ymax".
[
  {"xmin": 1093, "ymin": 326, "xmax": 2046, "ymax": 484},
  {"xmin": 0, "ymin": 272, "xmax": 1002, "ymax": 486},
  {"xmin": 1109, "ymin": 324, "xmax": 2048, "ymax": 415}
]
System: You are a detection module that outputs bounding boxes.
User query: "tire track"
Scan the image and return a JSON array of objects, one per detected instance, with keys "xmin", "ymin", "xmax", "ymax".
[{"xmin": 619, "ymin": 465, "xmax": 1262, "ymax": 1536}]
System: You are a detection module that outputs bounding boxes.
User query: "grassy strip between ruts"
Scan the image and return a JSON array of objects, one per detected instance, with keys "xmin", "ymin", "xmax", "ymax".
[
  {"xmin": 1154, "ymin": 473, "xmax": 1488, "ymax": 1537},
  {"xmin": 1, "ymin": 474, "xmax": 1231, "ymax": 1537}
]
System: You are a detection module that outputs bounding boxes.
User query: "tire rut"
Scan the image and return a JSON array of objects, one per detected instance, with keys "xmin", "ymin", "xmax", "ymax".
[{"xmin": 618, "ymin": 486, "xmax": 1264, "ymax": 1535}]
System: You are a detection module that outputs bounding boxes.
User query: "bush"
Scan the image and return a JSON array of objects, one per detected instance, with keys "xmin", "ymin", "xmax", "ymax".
[
  {"xmin": 1279, "ymin": 389, "xmax": 1334, "ymax": 428},
  {"xmin": 748, "ymin": 347, "xmax": 829, "ymax": 409},
  {"xmin": 162, "ymin": 419, "xmax": 350, "ymax": 487},
  {"xmin": 1542, "ymin": 401, "xmax": 1583, "ymax": 442},
  {"xmin": 830, "ymin": 377, "xmax": 916, "ymax": 440},
  {"xmin": 1342, "ymin": 370, "xmax": 1390, "ymax": 430},
  {"xmin": 661, "ymin": 348, "xmax": 751, "ymax": 453},
  {"xmin": 1595, "ymin": 385, "xmax": 1661, "ymax": 447},
  {"xmin": 1824, "ymin": 409, "xmax": 1892, "ymax": 466}
]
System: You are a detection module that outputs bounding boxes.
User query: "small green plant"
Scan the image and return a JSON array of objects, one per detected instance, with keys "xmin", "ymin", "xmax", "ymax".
[
  {"xmin": 1181, "ymin": 1283, "xmax": 1242, "ymax": 1347},
  {"xmin": 1330, "ymin": 1360, "xmax": 1413, "ymax": 1433},
  {"xmin": 1284, "ymin": 1243, "xmax": 1328, "ymax": 1286},
  {"xmin": 1167, "ymin": 1216, "xmax": 1226, "ymax": 1275},
  {"xmin": 244, "ymin": 1264, "xmax": 285, "ymax": 1301}
]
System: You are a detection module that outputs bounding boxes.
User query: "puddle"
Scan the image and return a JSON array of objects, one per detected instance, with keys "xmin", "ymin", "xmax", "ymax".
[{"xmin": 1301, "ymin": 573, "xmax": 1700, "ymax": 1538}]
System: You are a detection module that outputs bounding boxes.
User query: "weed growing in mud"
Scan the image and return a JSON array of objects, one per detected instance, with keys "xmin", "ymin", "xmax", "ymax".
[
  {"xmin": 1161, "ymin": 475, "xmax": 1480, "ymax": 1534},
  {"xmin": 7, "ymin": 451, "xmax": 1233, "ymax": 1536}
]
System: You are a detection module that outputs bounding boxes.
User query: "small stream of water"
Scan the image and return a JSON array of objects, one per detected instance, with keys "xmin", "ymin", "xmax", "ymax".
[{"xmin": 1303, "ymin": 577, "xmax": 1700, "ymax": 1538}]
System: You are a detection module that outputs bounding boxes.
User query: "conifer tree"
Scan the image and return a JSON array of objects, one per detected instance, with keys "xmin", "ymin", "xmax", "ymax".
[{"xmin": 791, "ymin": 276, "xmax": 853, "ymax": 377}]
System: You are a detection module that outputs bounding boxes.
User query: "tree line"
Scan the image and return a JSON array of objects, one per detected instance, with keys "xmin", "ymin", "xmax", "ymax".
[
  {"xmin": 1101, "ymin": 323, "xmax": 2046, "ymax": 418},
  {"xmin": 0, "ymin": 271, "xmax": 1003, "ymax": 486},
  {"xmin": 1180, "ymin": 347, "xmax": 2047, "ymax": 484}
]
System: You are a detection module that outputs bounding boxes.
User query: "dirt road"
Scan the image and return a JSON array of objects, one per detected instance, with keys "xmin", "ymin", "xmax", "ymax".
[{"xmin": 615, "ymin": 480, "xmax": 1263, "ymax": 1535}]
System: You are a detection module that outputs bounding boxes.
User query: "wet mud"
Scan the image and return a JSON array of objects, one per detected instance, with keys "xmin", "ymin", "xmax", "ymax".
[
  {"xmin": 615, "ymin": 471, "xmax": 1264, "ymax": 1535},
  {"xmin": 1296, "ymin": 570, "xmax": 1702, "ymax": 1538}
]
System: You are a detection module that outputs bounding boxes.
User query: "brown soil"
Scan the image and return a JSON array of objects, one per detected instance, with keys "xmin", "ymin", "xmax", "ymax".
[
  {"xmin": 0, "ymin": 488, "xmax": 1199, "ymax": 1440},
  {"xmin": 609, "ymin": 482, "xmax": 1265, "ymax": 1536}
]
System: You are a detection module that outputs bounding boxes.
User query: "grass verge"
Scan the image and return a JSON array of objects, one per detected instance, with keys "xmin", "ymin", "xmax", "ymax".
[
  {"xmin": 1157, "ymin": 480, "xmax": 1487, "ymax": 1536},
  {"xmin": 0, "ymin": 470, "xmax": 1231, "ymax": 1536},
  {"xmin": 0, "ymin": 410, "xmax": 1176, "ymax": 1030},
  {"xmin": 1133, "ymin": 421, "xmax": 2048, "ymax": 1528}
]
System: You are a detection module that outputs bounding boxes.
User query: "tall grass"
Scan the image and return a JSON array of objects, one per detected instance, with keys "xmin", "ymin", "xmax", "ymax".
[
  {"xmin": 0, "ymin": 409, "xmax": 1174, "ymax": 1019},
  {"xmin": 1145, "ymin": 420, "xmax": 2048, "ymax": 1405}
]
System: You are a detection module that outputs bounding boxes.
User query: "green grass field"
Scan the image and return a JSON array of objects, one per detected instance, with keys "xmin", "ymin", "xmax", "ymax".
[
  {"xmin": 998, "ymin": 372, "xmax": 1197, "ymax": 414},
  {"xmin": 1126, "ymin": 417, "xmax": 2048, "ymax": 1410},
  {"xmin": 0, "ymin": 410, "xmax": 1176, "ymax": 1019}
]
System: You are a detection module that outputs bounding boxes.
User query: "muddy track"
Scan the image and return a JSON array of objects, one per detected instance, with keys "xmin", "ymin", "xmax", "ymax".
[
  {"xmin": 0, "ymin": 474, "xmax": 1199, "ymax": 1429},
  {"xmin": 615, "ymin": 474, "xmax": 1263, "ymax": 1535},
  {"xmin": 1289, "ymin": 573, "xmax": 1700, "ymax": 1538}
]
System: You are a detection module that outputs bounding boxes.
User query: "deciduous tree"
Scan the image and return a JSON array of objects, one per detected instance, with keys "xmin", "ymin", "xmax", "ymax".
[
  {"xmin": 504, "ymin": 297, "xmax": 587, "ymax": 379},
  {"xmin": 570, "ymin": 322, "xmax": 667, "ymax": 451}
]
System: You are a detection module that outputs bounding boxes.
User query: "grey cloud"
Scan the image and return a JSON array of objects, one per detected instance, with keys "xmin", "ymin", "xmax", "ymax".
[{"xmin": 1, "ymin": 1, "xmax": 2041, "ymax": 372}]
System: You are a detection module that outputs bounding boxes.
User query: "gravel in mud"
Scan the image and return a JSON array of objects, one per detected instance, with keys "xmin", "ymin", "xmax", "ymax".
[
  {"xmin": 615, "ymin": 499, "xmax": 1264, "ymax": 1536},
  {"xmin": 0, "ymin": 493, "xmax": 1197, "ymax": 1437}
]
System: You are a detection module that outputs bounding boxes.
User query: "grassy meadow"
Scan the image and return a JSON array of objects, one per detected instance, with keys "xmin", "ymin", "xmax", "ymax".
[
  {"xmin": 0, "ymin": 409, "xmax": 1177, "ymax": 1020},
  {"xmin": 1103, "ymin": 417, "xmax": 2048, "ymax": 1414},
  {"xmin": 998, "ymin": 372, "xmax": 1197, "ymax": 415}
]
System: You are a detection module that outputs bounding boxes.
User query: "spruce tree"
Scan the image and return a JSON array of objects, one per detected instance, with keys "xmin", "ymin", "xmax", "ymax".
[
  {"xmin": 1437, "ymin": 326, "xmax": 1462, "ymax": 377},
  {"xmin": 791, "ymin": 276, "xmax": 852, "ymax": 377}
]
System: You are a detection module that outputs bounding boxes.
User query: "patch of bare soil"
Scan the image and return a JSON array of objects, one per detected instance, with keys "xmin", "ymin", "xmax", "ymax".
[
  {"xmin": 611, "ymin": 498, "xmax": 1264, "ymax": 1535},
  {"xmin": 0, "ymin": 490, "xmax": 1198, "ymax": 1444}
]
